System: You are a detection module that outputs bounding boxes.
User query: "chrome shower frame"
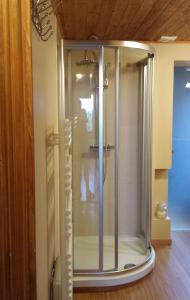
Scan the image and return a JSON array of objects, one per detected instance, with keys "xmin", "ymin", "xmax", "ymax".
[{"xmin": 60, "ymin": 40, "xmax": 154, "ymax": 277}]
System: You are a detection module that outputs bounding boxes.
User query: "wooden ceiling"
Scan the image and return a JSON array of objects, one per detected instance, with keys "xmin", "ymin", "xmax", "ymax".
[{"xmin": 52, "ymin": 0, "xmax": 190, "ymax": 41}]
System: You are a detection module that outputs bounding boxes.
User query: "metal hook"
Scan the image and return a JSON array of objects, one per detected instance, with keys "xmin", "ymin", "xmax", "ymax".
[
  {"xmin": 41, "ymin": 25, "xmax": 52, "ymax": 36},
  {"xmin": 31, "ymin": 0, "xmax": 54, "ymax": 41},
  {"xmin": 41, "ymin": 31, "xmax": 54, "ymax": 41}
]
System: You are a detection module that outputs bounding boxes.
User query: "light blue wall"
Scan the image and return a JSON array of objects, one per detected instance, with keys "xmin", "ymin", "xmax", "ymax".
[{"xmin": 168, "ymin": 67, "xmax": 190, "ymax": 230}]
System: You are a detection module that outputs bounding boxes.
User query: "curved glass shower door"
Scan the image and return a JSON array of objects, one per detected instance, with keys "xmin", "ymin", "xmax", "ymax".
[
  {"xmin": 63, "ymin": 41, "xmax": 153, "ymax": 275},
  {"xmin": 117, "ymin": 47, "xmax": 152, "ymax": 270}
]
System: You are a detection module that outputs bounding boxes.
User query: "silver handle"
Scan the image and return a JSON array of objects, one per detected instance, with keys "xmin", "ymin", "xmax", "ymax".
[{"xmin": 89, "ymin": 144, "xmax": 115, "ymax": 152}]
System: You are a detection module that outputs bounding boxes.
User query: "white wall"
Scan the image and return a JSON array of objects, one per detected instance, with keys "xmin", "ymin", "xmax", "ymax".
[
  {"xmin": 149, "ymin": 43, "xmax": 190, "ymax": 240},
  {"xmin": 32, "ymin": 15, "xmax": 59, "ymax": 300}
]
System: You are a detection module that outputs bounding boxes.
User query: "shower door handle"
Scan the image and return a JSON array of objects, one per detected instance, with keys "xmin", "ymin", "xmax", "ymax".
[{"xmin": 89, "ymin": 144, "xmax": 115, "ymax": 152}]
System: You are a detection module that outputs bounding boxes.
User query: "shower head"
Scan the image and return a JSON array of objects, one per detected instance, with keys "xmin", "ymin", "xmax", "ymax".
[
  {"xmin": 76, "ymin": 50, "xmax": 98, "ymax": 66},
  {"xmin": 76, "ymin": 58, "xmax": 97, "ymax": 66}
]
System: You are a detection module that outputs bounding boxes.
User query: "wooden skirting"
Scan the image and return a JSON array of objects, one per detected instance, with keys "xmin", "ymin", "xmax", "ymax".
[{"xmin": 151, "ymin": 239, "xmax": 172, "ymax": 246}]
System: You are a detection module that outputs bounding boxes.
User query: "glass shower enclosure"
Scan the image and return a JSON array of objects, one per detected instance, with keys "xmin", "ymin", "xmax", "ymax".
[{"xmin": 60, "ymin": 40, "xmax": 154, "ymax": 285}]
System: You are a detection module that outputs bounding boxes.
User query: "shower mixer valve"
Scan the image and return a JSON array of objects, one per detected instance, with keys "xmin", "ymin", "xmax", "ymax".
[{"xmin": 89, "ymin": 144, "xmax": 115, "ymax": 152}]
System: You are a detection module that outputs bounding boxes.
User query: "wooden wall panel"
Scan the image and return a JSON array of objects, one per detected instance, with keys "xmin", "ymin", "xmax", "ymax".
[
  {"xmin": 0, "ymin": 1, "xmax": 11, "ymax": 298},
  {"xmin": 52, "ymin": 0, "xmax": 190, "ymax": 41},
  {"xmin": 0, "ymin": 1, "xmax": 36, "ymax": 299}
]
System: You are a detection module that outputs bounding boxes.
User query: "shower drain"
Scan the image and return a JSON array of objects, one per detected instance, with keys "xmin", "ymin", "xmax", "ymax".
[{"xmin": 124, "ymin": 263, "xmax": 136, "ymax": 270}]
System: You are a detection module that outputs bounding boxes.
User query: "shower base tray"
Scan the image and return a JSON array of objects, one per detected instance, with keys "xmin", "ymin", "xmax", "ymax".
[{"xmin": 53, "ymin": 236, "xmax": 155, "ymax": 298}]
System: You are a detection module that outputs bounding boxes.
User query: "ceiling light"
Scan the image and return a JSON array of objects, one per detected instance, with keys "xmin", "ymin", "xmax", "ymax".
[{"xmin": 158, "ymin": 36, "xmax": 178, "ymax": 43}]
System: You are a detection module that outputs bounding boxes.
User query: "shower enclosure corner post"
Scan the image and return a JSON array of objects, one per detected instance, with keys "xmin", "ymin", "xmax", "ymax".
[
  {"xmin": 147, "ymin": 53, "xmax": 154, "ymax": 246},
  {"xmin": 115, "ymin": 47, "xmax": 119, "ymax": 270},
  {"xmin": 98, "ymin": 46, "xmax": 104, "ymax": 271},
  {"xmin": 57, "ymin": 39, "xmax": 73, "ymax": 300}
]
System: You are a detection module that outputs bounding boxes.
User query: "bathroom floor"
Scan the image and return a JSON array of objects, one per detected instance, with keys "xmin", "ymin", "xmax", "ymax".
[
  {"xmin": 74, "ymin": 231, "xmax": 190, "ymax": 300},
  {"xmin": 74, "ymin": 235, "xmax": 150, "ymax": 271}
]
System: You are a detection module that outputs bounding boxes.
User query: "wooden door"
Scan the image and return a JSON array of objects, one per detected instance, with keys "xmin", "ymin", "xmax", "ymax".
[{"xmin": 0, "ymin": 1, "xmax": 36, "ymax": 299}]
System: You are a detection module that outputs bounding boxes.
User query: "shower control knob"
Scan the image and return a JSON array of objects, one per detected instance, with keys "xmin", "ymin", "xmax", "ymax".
[{"xmin": 89, "ymin": 144, "xmax": 115, "ymax": 152}]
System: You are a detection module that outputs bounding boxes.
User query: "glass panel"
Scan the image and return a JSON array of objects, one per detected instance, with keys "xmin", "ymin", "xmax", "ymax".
[
  {"xmin": 139, "ymin": 58, "xmax": 153, "ymax": 249},
  {"xmin": 64, "ymin": 49, "xmax": 100, "ymax": 270},
  {"xmin": 64, "ymin": 45, "xmax": 153, "ymax": 274},
  {"xmin": 118, "ymin": 47, "xmax": 150, "ymax": 270},
  {"xmin": 103, "ymin": 48, "xmax": 116, "ymax": 270}
]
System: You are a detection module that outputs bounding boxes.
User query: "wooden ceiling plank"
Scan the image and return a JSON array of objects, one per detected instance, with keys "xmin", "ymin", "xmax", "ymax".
[
  {"xmin": 148, "ymin": 8, "xmax": 187, "ymax": 40},
  {"xmin": 86, "ymin": 0, "xmax": 102, "ymax": 39},
  {"xmin": 87, "ymin": 0, "xmax": 102, "ymax": 14},
  {"xmin": 60, "ymin": 0, "xmax": 76, "ymax": 39},
  {"xmin": 136, "ymin": 0, "xmax": 187, "ymax": 40},
  {"xmin": 74, "ymin": 0, "xmax": 88, "ymax": 39},
  {"xmin": 114, "ymin": 1, "xmax": 137, "ymax": 33},
  {"xmin": 53, "ymin": 0, "xmax": 190, "ymax": 41},
  {"xmin": 125, "ymin": 0, "xmax": 157, "ymax": 39},
  {"xmin": 173, "ymin": 22, "xmax": 190, "ymax": 40},
  {"xmin": 114, "ymin": 0, "xmax": 145, "ymax": 39},
  {"xmin": 94, "ymin": 0, "xmax": 119, "ymax": 39},
  {"xmin": 103, "ymin": 0, "xmax": 130, "ymax": 39},
  {"xmin": 133, "ymin": 0, "xmax": 172, "ymax": 39}
]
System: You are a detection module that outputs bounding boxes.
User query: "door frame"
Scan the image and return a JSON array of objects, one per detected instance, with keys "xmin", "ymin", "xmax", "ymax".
[{"xmin": 0, "ymin": 1, "xmax": 36, "ymax": 299}]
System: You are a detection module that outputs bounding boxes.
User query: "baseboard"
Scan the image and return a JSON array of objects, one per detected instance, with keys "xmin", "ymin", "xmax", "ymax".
[{"xmin": 151, "ymin": 239, "xmax": 172, "ymax": 246}]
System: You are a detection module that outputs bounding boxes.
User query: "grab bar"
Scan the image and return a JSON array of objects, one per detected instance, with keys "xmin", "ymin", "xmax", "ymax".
[{"xmin": 89, "ymin": 144, "xmax": 115, "ymax": 152}]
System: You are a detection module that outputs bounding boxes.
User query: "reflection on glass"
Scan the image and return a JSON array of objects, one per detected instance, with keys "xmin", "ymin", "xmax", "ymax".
[{"xmin": 80, "ymin": 94, "xmax": 94, "ymax": 132}]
